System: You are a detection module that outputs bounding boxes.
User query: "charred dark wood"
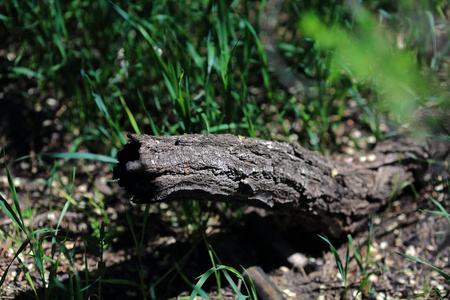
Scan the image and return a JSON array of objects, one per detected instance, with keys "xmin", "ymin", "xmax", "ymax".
[{"xmin": 113, "ymin": 133, "xmax": 445, "ymax": 238}]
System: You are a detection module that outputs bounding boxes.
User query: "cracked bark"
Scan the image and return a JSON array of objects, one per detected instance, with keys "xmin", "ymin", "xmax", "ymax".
[{"xmin": 113, "ymin": 133, "xmax": 447, "ymax": 238}]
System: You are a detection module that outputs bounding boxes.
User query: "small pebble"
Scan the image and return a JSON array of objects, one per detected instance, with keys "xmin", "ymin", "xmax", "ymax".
[
  {"xmin": 367, "ymin": 153, "xmax": 377, "ymax": 162},
  {"xmin": 283, "ymin": 289, "xmax": 296, "ymax": 299},
  {"xmin": 367, "ymin": 136, "xmax": 377, "ymax": 144},
  {"xmin": 47, "ymin": 212, "xmax": 56, "ymax": 221},
  {"xmin": 405, "ymin": 245, "xmax": 417, "ymax": 256},
  {"xmin": 435, "ymin": 184, "xmax": 444, "ymax": 191},
  {"xmin": 386, "ymin": 222, "xmax": 398, "ymax": 231}
]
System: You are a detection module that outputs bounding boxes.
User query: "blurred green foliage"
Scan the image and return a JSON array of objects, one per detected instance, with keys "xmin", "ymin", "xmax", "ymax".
[{"xmin": 302, "ymin": 9, "xmax": 427, "ymax": 123}]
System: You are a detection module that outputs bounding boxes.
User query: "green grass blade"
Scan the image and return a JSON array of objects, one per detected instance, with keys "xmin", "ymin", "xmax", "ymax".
[
  {"xmin": 420, "ymin": 198, "xmax": 450, "ymax": 223},
  {"xmin": 117, "ymin": 88, "xmax": 141, "ymax": 134},
  {"xmin": 205, "ymin": 243, "xmax": 221, "ymax": 292},
  {"xmin": 109, "ymin": 0, "xmax": 138, "ymax": 27},
  {"xmin": 81, "ymin": 72, "xmax": 127, "ymax": 145},
  {"xmin": 241, "ymin": 266, "xmax": 258, "ymax": 300},
  {"xmin": 420, "ymin": 210, "xmax": 450, "ymax": 217},
  {"xmin": 16, "ymin": 255, "xmax": 38, "ymax": 298},
  {"xmin": 396, "ymin": 252, "xmax": 450, "ymax": 282},
  {"xmin": 348, "ymin": 235, "xmax": 364, "ymax": 274},
  {"xmin": 201, "ymin": 113, "xmax": 211, "ymax": 133},
  {"xmin": 0, "ymin": 234, "xmax": 33, "ymax": 288},
  {"xmin": 318, "ymin": 234, "xmax": 346, "ymax": 285},
  {"xmin": 92, "ymin": 92, "xmax": 111, "ymax": 120},
  {"xmin": 188, "ymin": 267, "xmax": 216, "ymax": 300},
  {"xmin": 100, "ymin": 279, "xmax": 142, "ymax": 288},
  {"xmin": 0, "ymin": 194, "xmax": 26, "ymax": 233},
  {"xmin": 33, "ymin": 243, "xmax": 46, "ymax": 280},
  {"xmin": 11, "ymin": 67, "xmax": 45, "ymax": 80},
  {"xmin": 138, "ymin": 90, "xmax": 160, "ymax": 136},
  {"xmin": 408, "ymin": 289, "xmax": 444, "ymax": 299},
  {"xmin": 0, "ymin": 14, "xmax": 10, "ymax": 21},
  {"xmin": 241, "ymin": 18, "xmax": 272, "ymax": 100},
  {"xmin": 0, "ymin": 228, "xmax": 51, "ymax": 289},
  {"xmin": 162, "ymin": 71, "xmax": 178, "ymax": 101},
  {"xmin": 56, "ymin": 199, "xmax": 71, "ymax": 232},
  {"xmin": 41, "ymin": 152, "xmax": 118, "ymax": 164},
  {"xmin": 215, "ymin": 265, "xmax": 247, "ymax": 297},
  {"xmin": 3, "ymin": 164, "xmax": 26, "ymax": 233}
]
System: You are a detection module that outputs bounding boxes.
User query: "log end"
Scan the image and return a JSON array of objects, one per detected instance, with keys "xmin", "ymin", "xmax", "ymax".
[{"xmin": 113, "ymin": 133, "xmax": 158, "ymax": 202}]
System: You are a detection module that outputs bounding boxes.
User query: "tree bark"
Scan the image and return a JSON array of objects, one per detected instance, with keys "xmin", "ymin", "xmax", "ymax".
[{"xmin": 113, "ymin": 133, "xmax": 446, "ymax": 238}]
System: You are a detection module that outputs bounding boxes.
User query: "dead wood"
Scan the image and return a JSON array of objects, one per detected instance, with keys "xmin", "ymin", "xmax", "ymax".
[
  {"xmin": 243, "ymin": 266, "xmax": 287, "ymax": 300},
  {"xmin": 113, "ymin": 133, "xmax": 446, "ymax": 238}
]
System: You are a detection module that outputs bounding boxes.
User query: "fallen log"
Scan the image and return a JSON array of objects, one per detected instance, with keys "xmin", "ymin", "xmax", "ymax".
[{"xmin": 113, "ymin": 133, "xmax": 446, "ymax": 238}]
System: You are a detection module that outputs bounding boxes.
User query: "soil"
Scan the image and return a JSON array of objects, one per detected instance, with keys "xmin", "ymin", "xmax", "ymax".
[{"xmin": 0, "ymin": 74, "xmax": 449, "ymax": 300}]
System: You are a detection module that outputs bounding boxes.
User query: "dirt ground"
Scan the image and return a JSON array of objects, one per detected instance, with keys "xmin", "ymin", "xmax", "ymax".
[{"xmin": 0, "ymin": 81, "xmax": 449, "ymax": 300}]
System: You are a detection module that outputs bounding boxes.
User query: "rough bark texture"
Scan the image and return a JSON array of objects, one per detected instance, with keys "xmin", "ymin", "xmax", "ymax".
[{"xmin": 113, "ymin": 133, "xmax": 446, "ymax": 238}]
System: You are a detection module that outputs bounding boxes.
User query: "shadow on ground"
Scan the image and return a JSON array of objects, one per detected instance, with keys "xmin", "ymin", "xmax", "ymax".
[{"xmin": 11, "ymin": 203, "xmax": 334, "ymax": 300}]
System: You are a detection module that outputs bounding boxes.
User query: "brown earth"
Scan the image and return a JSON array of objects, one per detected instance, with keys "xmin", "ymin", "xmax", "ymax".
[{"xmin": 0, "ymin": 73, "xmax": 449, "ymax": 300}]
